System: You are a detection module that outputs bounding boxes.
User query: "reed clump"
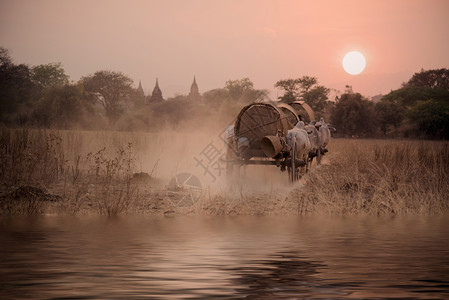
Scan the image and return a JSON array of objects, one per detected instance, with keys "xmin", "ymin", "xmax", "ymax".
[
  {"xmin": 0, "ymin": 128, "xmax": 66, "ymax": 186},
  {"xmin": 0, "ymin": 128, "xmax": 148, "ymax": 215},
  {"xmin": 291, "ymin": 139, "xmax": 449, "ymax": 215}
]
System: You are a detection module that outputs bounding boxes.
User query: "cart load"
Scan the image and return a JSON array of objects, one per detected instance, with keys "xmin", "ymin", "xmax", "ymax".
[{"xmin": 234, "ymin": 103, "xmax": 291, "ymax": 159}]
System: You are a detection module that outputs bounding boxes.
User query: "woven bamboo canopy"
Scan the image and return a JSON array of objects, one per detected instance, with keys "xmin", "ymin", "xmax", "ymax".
[{"xmin": 234, "ymin": 103, "xmax": 291, "ymax": 158}]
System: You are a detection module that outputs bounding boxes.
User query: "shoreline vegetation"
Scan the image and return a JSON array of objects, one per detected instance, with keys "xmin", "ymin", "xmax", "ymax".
[{"xmin": 0, "ymin": 128, "xmax": 448, "ymax": 216}]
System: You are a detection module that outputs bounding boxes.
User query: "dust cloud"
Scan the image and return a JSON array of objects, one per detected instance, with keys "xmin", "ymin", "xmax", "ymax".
[
  {"xmin": 63, "ymin": 123, "xmax": 302, "ymax": 205},
  {"xmin": 131, "ymin": 126, "xmax": 301, "ymax": 200}
]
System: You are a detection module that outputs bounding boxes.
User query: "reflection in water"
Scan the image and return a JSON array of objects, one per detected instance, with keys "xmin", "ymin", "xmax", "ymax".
[
  {"xmin": 0, "ymin": 216, "xmax": 449, "ymax": 299},
  {"xmin": 230, "ymin": 251, "xmax": 332, "ymax": 299}
]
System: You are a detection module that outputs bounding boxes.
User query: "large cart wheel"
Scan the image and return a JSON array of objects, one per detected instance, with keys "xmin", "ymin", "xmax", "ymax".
[{"xmin": 288, "ymin": 140, "xmax": 299, "ymax": 182}]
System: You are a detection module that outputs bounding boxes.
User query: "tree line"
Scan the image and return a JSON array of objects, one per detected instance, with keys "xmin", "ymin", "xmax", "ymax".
[
  {"xmin": 330, "ymin": 69, "xmax": 449, "ymax": 139},
  {"xmin": 1, "ymin": 47, "xmax": 448, "ymax": 138}
]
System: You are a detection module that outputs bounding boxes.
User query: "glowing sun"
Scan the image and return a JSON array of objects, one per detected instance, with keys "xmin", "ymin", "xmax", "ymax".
[{"xmin": 342, "ymin": 51, "xmax": 366, "ymax": 75}]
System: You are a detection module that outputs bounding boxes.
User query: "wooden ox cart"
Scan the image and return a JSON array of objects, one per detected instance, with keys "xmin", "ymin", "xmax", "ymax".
[{"xmin": 224, "ymin": 102, "xmax": 314, "ymax": 182}]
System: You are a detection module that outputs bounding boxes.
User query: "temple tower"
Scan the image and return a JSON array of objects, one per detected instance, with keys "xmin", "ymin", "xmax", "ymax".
[
  {"xmin": 188, "ymin": 76, "xmax": 201, "ymax": 101},
  {"xmin": 148, "ymin": 78, "xmax": 164, "ymax": 103},
  {"xmin": 137, "ymin": 80, "xmax": 145, "ymax": 97}
]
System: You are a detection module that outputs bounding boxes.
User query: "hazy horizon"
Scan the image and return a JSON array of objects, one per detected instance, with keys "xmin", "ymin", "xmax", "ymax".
[{"xmin": 1, "ymin": 0, "xmax": 448, "ymax": 99}]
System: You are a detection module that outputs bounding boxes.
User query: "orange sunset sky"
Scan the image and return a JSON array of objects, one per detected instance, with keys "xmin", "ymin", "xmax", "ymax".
[{"xmin": 1, "ymin": 0, "xmax": 448, "ymax": 99}]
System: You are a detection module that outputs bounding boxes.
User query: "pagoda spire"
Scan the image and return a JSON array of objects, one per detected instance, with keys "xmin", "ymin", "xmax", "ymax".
[
  {"xmin": 189, "ymin": 75, "xmax": 201, "ymax": 101},
  {"xmin": 148, "ymin": 78, "xmax": 164, "ymax": 103},
  {"xmin": 137, "ymin": 80, "xmax": 144, "ymax": 97}
]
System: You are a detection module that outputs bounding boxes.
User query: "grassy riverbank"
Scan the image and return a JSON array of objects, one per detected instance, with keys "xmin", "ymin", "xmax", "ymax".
[
  {"xmin": 0, "ymin": 128, "xmax": 447, "ymax": 216},
  {"xmin": 291, "ymin": 139, "xmax": 449, "ymax": 215}
]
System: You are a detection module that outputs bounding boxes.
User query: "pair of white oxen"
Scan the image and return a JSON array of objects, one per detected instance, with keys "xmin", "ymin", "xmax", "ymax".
[
  {"xmin": 286, "ymin": 117, "xmax": 332, "ymax": 167},
  {"xmin": 225, "ymin": 117, "xmax": 333, "ymax": 169}
]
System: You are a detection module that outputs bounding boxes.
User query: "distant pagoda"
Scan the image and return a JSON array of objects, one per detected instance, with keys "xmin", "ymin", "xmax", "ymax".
[
  {"xmin": 137, "ymin": 80, "xmax": 145, "ymax": 98},
  {"xmin": 188, "ymin": 76, "xmax": 201, "ymax": 101},
  {"xmin": 148, "ymin": 78, "xmax": 164, "ymax": 103}
]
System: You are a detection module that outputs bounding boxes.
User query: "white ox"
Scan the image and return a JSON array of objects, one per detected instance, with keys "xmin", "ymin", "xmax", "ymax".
[
  {"xmin": 304, "ymin": 123, "xmax": 321, "ymax": 153},
  {"xmin": 303, "ymin": 117, "xmax": 334, "ymax": 165},
  {"xmin": 315, "ymin": 117, "xmax": 331, "ymax": 148},
  {"xmin": 286, "ymin": 121, "xmax": 311, "ymax": 167}
]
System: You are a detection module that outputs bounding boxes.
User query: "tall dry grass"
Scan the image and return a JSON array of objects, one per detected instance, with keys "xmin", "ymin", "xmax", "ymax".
[
  {"xmin": 292, "ymin": 139, "xmax": 449, "ymax": 215},
  {"xmin": 0, "ymin": 128, "xmax": 147, "ymax": 215},
  {"xmin": 1, "ymin": 127, "xmax": 448, "ymax": 216}
]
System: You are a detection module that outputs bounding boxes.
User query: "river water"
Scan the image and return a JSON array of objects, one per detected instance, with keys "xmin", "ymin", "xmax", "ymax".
[{"xmin": 1, "ymin": 215, "xmax": 448, "ymax": 299}]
